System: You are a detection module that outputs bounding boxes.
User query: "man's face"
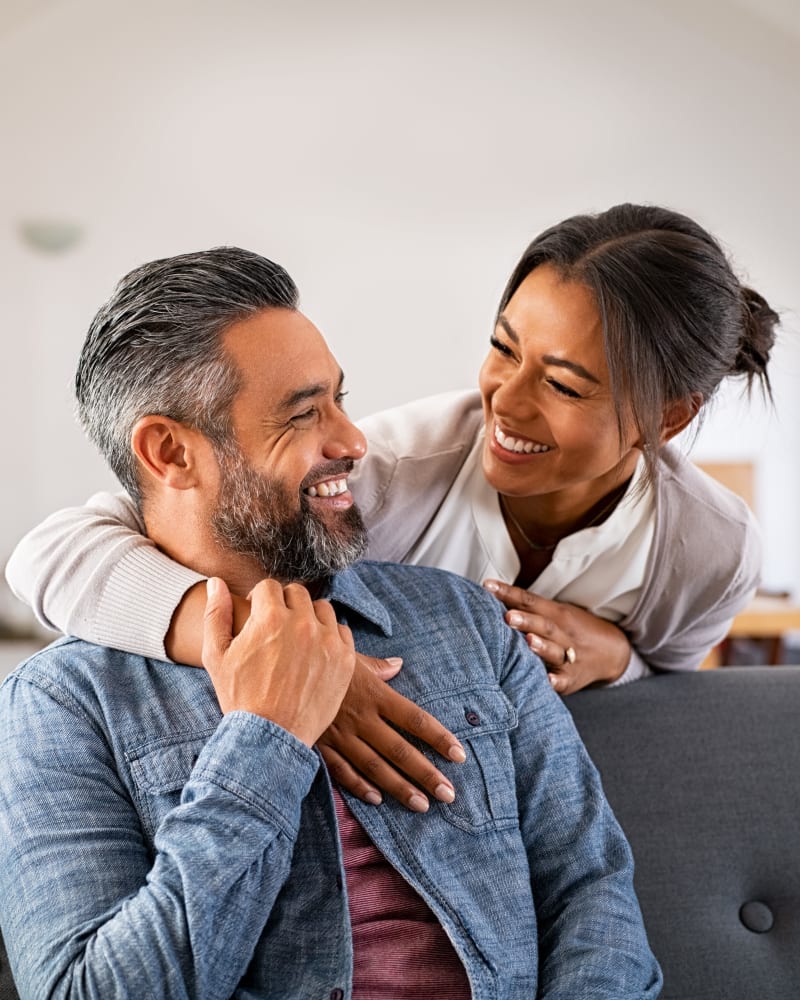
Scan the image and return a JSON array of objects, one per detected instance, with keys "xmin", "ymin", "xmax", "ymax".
[{"xmin": 209, "ymin": 308, "xmax": 368, "ymax": 584}]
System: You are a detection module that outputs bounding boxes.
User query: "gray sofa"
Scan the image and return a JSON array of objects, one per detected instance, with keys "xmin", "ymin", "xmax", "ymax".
[
  {"xmin": 1, "ymin": 666, "xmax": 798, "ymax": 998},
  {"xmin": 566, "ymin": 666, "xmax": 800, "ymax": 999}
]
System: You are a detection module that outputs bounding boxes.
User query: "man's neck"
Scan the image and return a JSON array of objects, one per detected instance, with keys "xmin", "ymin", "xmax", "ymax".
[{"xmin": 142, "ymin": 501, "xmax": 329, "ymax": 599}]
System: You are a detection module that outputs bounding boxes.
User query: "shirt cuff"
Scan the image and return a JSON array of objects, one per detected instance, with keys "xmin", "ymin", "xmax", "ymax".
[
  {"xmin": 191, "ymin": 712, "xmax": 320, "ymax": 837},
  {"xmin": 93, "ymin": 544, "xmax": 206, "ymax": 661},
  {"xmin": 608, "ymin": 648, "xmax": 653, "ymax": 686}
]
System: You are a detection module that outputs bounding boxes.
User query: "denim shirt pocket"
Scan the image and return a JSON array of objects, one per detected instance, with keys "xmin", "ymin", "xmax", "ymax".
[
  {"xmin": 416, "ymin": 685, "xmax": 519, "ymax": 834},
  {"xmin": 127, "ymin": 730, "xmax": 216, "ymax": 841}
]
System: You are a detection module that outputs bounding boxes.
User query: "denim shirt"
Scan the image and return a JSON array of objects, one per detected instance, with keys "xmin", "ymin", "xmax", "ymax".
[{"xmin": 0, "ymin": 561, "xmax": 661, "ymax": 999}]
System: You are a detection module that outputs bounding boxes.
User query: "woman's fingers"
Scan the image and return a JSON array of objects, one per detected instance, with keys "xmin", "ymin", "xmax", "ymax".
[
  {"xmin": 524, "ymin": 629, "xmax": 572, "ymax": 670},
  {"xmin": 317, "ymin": 741, "xmax": 383, "ymax": 806},
  {"xmin": 323, "ymin": 653, "xmax": 466, "ymax": 810},
  {"xmin": 484, "ymin": 579, "xmax": 553, "ymax": 615},
  {"xmin": 487, "ymin": 579, "xmax": 632, "ymax": 693},
  {"xmin": 358, "ymin": 653, "xmax": 404, "ymax": 682},
  {"xmin": 324, "ymin": 721, "xmax": 457, "ymax": 812}
]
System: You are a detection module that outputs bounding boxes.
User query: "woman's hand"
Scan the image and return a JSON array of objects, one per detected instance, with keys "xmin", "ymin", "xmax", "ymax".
[
  {"xmin": 318, "ymin": 653, "xmax": 466, "ymax": 812},
  {"xmin": 483, "ymin": 580, "xmax": 631, "ymax": 695},
  {"xmin": 174, "ymin": 580, "xmax": 466, "ymax": 811}
]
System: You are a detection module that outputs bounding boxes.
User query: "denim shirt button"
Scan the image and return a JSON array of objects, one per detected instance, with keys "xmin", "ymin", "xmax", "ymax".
[
  {"xmin": 465, "ymin": 709, "xmax": 481, "ymax": 726},
  {"xmin": 336, "ymin": 874, "xmax": 343, "ymax": 891},
  {"xmin": 330, "ymin": 989, "xmax": 344, "ymax": 1000}
]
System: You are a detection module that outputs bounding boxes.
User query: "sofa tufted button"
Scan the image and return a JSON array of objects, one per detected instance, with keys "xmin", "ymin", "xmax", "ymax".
[
  {"xmin": 464, "ymin": 710, "xmax": 481, "ymax": 726},
  {"xmin": 739, "ymin": 900, "xmax": 774, "ymax": 933}
]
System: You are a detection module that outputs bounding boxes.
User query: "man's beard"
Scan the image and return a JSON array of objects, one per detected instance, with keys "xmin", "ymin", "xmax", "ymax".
[{"xmin": 210, "ymin": 446, "xmax": 368, "ymax": 585}]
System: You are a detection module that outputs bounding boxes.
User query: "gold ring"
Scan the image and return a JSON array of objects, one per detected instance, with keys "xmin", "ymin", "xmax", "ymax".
[{"xmin": 564, "ymin": 646, "xmax": 577, "ymax": 665}]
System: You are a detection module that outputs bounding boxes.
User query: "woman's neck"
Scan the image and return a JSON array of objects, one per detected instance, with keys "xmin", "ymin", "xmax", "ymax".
[{"xmin": 500, "ymin": 459, "xmax": 638, "ymax": 570}]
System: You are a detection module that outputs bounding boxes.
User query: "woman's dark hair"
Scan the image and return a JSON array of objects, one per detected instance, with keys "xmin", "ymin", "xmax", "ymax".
[{"xmin": 497, "ymin": 203, "xmax": 779, "ymax": 483}]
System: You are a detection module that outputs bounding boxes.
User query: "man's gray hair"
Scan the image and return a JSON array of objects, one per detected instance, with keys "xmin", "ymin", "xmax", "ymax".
[{"xmin": 75, "ymin": 247, "xmax": 299, "ymax": 506}]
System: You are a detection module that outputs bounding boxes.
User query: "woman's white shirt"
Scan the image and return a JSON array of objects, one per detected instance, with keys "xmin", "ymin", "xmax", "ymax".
[{"xmin": 405, "ymin": 428, "xmax": 655, "ymax": 627}]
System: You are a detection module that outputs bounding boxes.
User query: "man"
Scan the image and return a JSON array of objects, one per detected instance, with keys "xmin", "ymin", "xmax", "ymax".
[{"xmin": 0, "ymin": 248, "xmax": 661, "ymax": 998}]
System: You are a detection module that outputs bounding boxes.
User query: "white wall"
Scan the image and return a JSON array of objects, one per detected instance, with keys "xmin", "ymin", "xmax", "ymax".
[{"xmin": 1, "ymin": 0, "xmax": 799, "ymax": 628}]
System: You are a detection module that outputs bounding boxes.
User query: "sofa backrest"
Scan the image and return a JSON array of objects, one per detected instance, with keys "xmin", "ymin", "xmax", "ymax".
[{"xmin": 567, "ymin": 666, "xmax": 800, "ymax": 1000}]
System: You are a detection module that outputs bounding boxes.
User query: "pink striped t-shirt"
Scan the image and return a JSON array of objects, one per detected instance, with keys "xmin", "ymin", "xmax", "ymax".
[{"xmin": 333, "ymin": 788, "xmax": 471, "ymax": 999}]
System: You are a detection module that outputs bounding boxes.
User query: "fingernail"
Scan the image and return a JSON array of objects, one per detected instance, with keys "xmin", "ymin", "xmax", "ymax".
[
  {"xmin": 448, "ymin": 744, "xmax": 467, "ymax": 763},
  {"xmin": 434, "ymin": 783, "xmax": 455, "ymax": 803},
  {"xmin": 364, "ymin": 790, "xmax": 382, "ymax": 806},
  {"xmin": 483, "ymin": 580, "xmax": 500, "ymax": 592},
  {"xmin": 528, "ymin": 634, "xmax": 544, "ymax": 650},
  {"xmin": 206, "ymin": 577, "xmax": 219, "ymax": 598},
  {"xmin": 385, "ymin": 657, "xmax": 403, "ymax": 668},
  {"xmin": 508, "ymin": 612, "xmax": 523, "ymax": 626},
  {"xmin": 408, "ymin": 793, "xmax": 429, "ymax": 813}
]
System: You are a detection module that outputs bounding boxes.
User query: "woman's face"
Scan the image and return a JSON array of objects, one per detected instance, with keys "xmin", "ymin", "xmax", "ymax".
[{"xmin": 479, "ymin": 263, "xmax": 640, "ymax": 501}]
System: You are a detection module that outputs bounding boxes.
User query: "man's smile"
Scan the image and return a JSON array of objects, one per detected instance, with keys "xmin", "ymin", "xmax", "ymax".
[{"xmin": 304, "ymin": 476, "xmax": 349, "ymax": 498}]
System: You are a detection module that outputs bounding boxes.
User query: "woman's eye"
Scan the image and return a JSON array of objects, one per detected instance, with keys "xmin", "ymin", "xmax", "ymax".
[
  {"xmin": 490, "ymin": 335, "xmax": 515, "ymax": 358},
  {"xmin": 547, "ymin": 378, "xmax": 581, "ymax": 399},
  {"xmin": 335, "ymin": 390, "xmax": 349, "ymax": 409}
]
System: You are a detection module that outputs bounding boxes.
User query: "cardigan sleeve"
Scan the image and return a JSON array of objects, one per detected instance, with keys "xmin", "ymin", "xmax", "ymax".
[
  {"xmin": 4, "ymin": 491, "xmax": 205, "ymax": 661},
  {"xmin": 3, "ymin": 392, "xmax": 481, "ymax": 661}
]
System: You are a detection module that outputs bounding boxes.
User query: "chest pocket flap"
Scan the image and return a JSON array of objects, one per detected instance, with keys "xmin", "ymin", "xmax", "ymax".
[
  {"xmin": 127, "ymin": 730, "xmax": 216, "ymax": 840},
  {"xmin": 413, "ymin": 684, "xmax": 519, "ymax": 833}
]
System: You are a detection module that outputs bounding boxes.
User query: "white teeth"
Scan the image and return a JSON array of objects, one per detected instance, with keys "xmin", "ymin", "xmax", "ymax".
[
  {"xmin": 494, "ymin": 425, "xmax": 549, "ymax": 455},
  {"xmin": 306, "ymin": 478, "xmax": 347, "ymax": 498}
]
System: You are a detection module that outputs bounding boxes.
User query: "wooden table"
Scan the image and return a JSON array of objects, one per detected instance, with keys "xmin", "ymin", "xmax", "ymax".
[{"xmin": 701, "ymin": 595, "xmax": 800, "ymax": 669}]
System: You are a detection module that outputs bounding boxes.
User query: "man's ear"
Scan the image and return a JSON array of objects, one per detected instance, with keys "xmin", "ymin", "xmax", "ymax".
[
  {"xmin": 660, "ymin": 393, "xmax": 703, "ymax": 445},
  {"xmin": 131, "ymin": 416, "xmax": 209, "ymax": 490}
]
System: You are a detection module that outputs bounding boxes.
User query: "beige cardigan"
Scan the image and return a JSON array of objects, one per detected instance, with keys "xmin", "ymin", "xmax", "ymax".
[{"xmin": 6, "ymin": 390, "xmax": 761, "ymax": 672}]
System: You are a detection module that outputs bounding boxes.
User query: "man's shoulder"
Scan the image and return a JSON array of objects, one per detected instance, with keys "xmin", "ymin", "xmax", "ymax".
[
  {"xmin": 8, "ymin": 636, "xmax": 131, "ymax": 681},
  {"xmin": 2, "ymin": 637, "xmax": 159, "ymax": 719},
  {"xmin": 350, "ymin": 560, "xmax": 505, "ymax": 626},
  {"xmin": 354, "ymin": 556, "xmax": 486, "ymax": 588}
]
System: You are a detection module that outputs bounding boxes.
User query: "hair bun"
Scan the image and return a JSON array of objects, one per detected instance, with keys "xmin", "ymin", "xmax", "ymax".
[{"xmin": 735, "ymin": 286, "xmax": 779, "ymax": 385}]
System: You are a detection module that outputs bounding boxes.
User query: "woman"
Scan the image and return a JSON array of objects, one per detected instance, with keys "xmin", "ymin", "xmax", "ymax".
[
  {"xmin": 6, "ymin": 203, "xmax": 778, "ymax": 805},
  {"xmin": 351, "ymin": 204, "xmax": 776, "ymax": 691}
]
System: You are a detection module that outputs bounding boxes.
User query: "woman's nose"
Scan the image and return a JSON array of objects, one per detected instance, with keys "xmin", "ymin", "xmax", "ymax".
[{"xmin": 493, "ymin": 368, "xmax": 538, "ymax": 423}]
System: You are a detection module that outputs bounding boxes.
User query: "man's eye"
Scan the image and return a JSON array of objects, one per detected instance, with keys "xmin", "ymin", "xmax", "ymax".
[
  {"xmin": 335, "ymin": 390, "xmax": 349, "ymax": 409},
  {"xmin": 291, "ymin": 408, "xmax": 317, "ymax": 424}
]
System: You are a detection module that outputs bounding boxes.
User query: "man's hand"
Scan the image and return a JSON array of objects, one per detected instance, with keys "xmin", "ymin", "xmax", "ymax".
[
  {"xmin": 319, "ymin": 654, "xmax": 466, "ymax": 812},
  {"xmin": 202, "ymin": 577, "xmax": 356, "ymax": 747}
]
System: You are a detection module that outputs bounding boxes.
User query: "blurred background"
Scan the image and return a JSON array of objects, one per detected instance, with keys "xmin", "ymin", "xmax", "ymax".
[{"xmin": 1, "ymin": 0, "xmax": 798, "ymax": 648}]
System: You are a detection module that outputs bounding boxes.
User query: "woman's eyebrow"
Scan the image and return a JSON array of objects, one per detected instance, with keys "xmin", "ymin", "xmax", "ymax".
[
  {"xmin": 542, "ymin": 355, "xmax": 600, "ymax": 384},
  {"xmin": 497, "ymin": 315, "xmax": 599, "ymax": 384},
  {"xmin": 497, "ymin": 315, "xmax": 520, "ymax": 343}
]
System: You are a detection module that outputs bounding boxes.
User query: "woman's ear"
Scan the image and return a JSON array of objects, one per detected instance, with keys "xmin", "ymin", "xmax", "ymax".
[
  {"xmin": 131, "ymin": 416, "xmax": 208, "ymax": 491},
  {"xmin": 660, "ymin": 393, "xmax": 704, "ymax": 444}
]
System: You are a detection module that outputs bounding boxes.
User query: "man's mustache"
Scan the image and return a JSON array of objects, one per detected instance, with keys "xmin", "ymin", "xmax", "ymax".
[{"xmin": 300, "ymin": 460, "xmax": 356, "ymax": 492}]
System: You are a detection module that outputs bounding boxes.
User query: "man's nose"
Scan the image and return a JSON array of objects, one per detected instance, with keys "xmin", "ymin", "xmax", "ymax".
[{"xmin": 323, "ymin": 410, "xmax": 367, "ymax": 460}]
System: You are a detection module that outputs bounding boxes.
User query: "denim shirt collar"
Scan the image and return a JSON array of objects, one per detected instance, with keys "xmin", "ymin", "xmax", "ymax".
[{"xmin": 324, "ymin": 563, "xmax": 394, "ymax": 637}]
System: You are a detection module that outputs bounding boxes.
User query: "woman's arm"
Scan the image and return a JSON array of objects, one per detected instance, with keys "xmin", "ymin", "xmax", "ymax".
[
  {"xmin": 5, "ymin": 493, "xmax": 465, "ymax": 808},
  {"xmin": 6, "ymin": 491, "xmax": 204, "ymax": 660}
]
